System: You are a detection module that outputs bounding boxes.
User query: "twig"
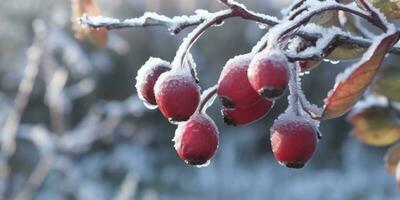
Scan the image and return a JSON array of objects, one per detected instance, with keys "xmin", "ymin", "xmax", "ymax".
[
  {"xmin": 15, "ymin": 156, "xmax": 53, "ymax": 200},
  {"xmin": 1, "ymin": 21, "xmax": 45, "ymax": 157}
]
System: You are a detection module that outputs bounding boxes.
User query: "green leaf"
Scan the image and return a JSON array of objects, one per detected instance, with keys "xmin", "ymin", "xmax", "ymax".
[
  {"xmin": 367, "ymin": 0, "xmax": 400, "ymax": 19},
  {"xmin": 373, "ymin": 66, "xmax": 400, "ymax": 101},
  {"xmin": 348, "ymin": 107, "xmax": 400, "ymax": 146}
]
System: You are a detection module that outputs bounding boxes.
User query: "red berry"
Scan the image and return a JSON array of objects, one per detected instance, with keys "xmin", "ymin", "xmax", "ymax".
[
  {"xmin": 154, "ymin": 70, "xmax": 200, "ymax": 122},
  {"xmin": 270, "ymin": 116, "xmax": 317, "ymax": 169},
  {"xmin": 222, "ymin": 98, "xmax": 273, "ymax": 126},
  {"xmin": 248, "ymin": 50, "xmax": 289, "ymax": 100},
  {"xmin": 173, "ymin": 113, "xmax": 219, "ymax": 166},
  {"xmin": 217, "ymin": 54, "xmax": 260, "ymax": 108},
  {"xmin": 135, "ymin": 57, "xmax": 171, "ymax": 108}
]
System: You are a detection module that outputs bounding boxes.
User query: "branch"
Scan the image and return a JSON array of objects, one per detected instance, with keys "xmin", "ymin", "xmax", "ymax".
[
  {"xmin": 79, "ymin": 12, "xmax": 206, "ymax": 34},
  {"xmin": 286, "ymin": 28, "xmax": 400, "ymax": 61}
]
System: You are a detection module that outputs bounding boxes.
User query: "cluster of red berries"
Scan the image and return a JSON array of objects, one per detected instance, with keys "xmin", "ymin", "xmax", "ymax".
[{"xmin": 135, "ymin": 49, "xmax": 319, "ymax": 168}]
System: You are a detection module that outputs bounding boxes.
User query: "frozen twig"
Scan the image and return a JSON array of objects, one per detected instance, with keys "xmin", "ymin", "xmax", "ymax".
[
  {"xmin": 79, "ymin": 13, "xmax": 206, "ymax": 34},
  {"xmin": 15, "ymin": 156, "xmax": 53, "ymax": 200},
  {"xmin": 45, "ymin": 68, "xmax": 68, "ymax": 135}
]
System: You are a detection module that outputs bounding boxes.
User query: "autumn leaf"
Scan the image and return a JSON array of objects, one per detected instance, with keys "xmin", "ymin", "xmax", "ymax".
[
  {"xmin": 385, "ymin": 143, "xmax": 400, "ymax": 173},
  {"xmin": 314, "ymin": 31, "xmax": 399, "ymax": 120},
  {"xmin": 348, "ymin": 107, "xmax": 400, "ymax": 146},
  {"xmin": 71, "ymin": 0, "xmax": 108, "ymax": 47},
  {"xmin": 396, "ymin": 162, "xmax": 400, "ymax": 189}
]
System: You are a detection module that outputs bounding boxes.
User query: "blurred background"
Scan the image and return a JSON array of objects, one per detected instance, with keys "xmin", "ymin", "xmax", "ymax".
[{"xmin": 0, "ymin": 0, "xmax": 398, "ymax": 199}]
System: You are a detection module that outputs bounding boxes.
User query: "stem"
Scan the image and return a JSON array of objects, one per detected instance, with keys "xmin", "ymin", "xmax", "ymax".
[
  {"xmin": 280, "ymin": 4, "xmax": 387, "ymax": 44},
  {"xmin": 198, "ymin": 86, "xmax": 218, "ymax": 113},
  {"xmin": 355, "ymin": 0, "xmax": 386, "ymax": 31},
  {"xmin": 175, "ymin": 10, "xmax": 234, "ymax": 71},
  {"xmin": 287, "ymin": 63, "xmax": 302, "ymax": 116}
]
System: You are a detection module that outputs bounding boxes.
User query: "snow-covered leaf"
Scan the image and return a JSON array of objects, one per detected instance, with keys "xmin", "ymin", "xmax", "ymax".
[
  {"xmin": 385, "ymin": 143, "xmax": 400, "ymax": 173},
  {"xmin": 318, "ymin": 31, "xmax": 399, "ymax": 119}
]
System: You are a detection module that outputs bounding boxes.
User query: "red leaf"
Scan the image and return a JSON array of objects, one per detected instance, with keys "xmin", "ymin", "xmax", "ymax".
[{"xmin": 316, "ymin": 31, "xmax": 399, "ymax": 120}]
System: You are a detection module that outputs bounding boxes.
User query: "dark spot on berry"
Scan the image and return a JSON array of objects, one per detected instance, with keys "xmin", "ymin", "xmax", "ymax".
[
  {"xmin": 221, "ymin": 110, "xmax": 237, "ymax": 126},
  {"xmin": 259, "ymin": 87, "xmax": 285, "ymax": 100},
  {"xmin": 219, "ymin": 96, "xmax": 235, "ymax": 108},
  {"xmin": 284, "ymin": 162, "xmax": 305, "ymax": 169}
]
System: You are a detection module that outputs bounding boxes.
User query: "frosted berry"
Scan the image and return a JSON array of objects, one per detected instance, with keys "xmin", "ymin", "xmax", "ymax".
[
  {"xmin": 270, "ymin": 116, "xmax": 317, "ymax": 169},
  {"xmin": 217, "ymin": 54, "xmax": 260, "ymax": 108},
  {"xmin": 248, "ymin": 50, "xmax": 289, "ymax": 100},
  {"xmin": 154, "ymin": 70, "xmax": 200, "ymax": 122},
  {"xmin": 222, "ymin": 98, "xmax": 273, "ymax": 126},
  {"xmin": 135, "ymin": 57, "xmax": 171, "ymax": 108},
  {"xmin": 173, "ymin": 113, "xmax": 219, "ymax": 166}
]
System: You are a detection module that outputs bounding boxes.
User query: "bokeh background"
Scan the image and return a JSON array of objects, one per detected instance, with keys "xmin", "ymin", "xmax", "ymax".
[{"xmin": 0, "ymin": 0, "xmax": 398, "ymax": 199}]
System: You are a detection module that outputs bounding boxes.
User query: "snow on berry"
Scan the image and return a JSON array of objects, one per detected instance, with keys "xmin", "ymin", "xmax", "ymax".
[
  {"xmin": 217, "ymin": 54, "xmax": 261, "ymax": 108},
  {"xmin": 173, "ymin": 113, "xmax": 219, "ymax": 166},
  {"xmin": 135, "ymin": 57, "xmax": 171, "ymax": 109},
  {"xmin": 154, "ymin": 69, "xmax": 200, "ymax": 123}
]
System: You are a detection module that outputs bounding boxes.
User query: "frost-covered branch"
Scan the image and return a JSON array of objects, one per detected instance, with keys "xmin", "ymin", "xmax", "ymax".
[
  {"xmin": 79, "ymin": 12, "xmax": 207, "ymax": 34},
  {"xmin": 79, "ymin": 5, "xmax": 279, "ymax": 34}
]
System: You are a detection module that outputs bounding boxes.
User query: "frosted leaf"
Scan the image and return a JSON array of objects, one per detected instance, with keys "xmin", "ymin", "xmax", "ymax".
[{"xmin": 331, "ymin": 30, "xmax": 397, "ymax": 100}]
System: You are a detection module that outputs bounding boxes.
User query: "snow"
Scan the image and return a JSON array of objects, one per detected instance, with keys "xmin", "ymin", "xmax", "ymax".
[
  {"xmin": 153, "ymin": 70, "xmax": 200, "ymax": 102},
  {"xmin": 286, "ymin": 62, "xmax": 321, "ymax": 128},
  {"xmin": 219, "ymin": 53, "xmax": 253, "ymax": 79}
]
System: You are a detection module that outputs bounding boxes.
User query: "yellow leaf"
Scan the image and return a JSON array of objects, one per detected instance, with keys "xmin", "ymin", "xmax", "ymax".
[
  {"xmin": 367, "ymin": 0, "xmax": 400, "ymax": 19},
  {"xmin": 348, "ymin": 107, "xmax": 400, "ymax": 146},
  {"xmin": 373, "ymin": 66, "xmax": 400, "ymax": 101}
]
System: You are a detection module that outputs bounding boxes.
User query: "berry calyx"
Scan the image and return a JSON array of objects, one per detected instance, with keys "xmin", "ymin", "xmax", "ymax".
[
  {"xmin": 270, "ymin": 116, "xmax": 318, "ymax": 169},
  {"xmin": 135, "ymin": 57, "xmax": 171, "ymax": 108},
  {"xmin": 173, "ymin": 113, "xmax": 219, "ymax": 166},
  {"xmin": 248, "ymin": 50, "xmax": 289, "ymax": 100},
  {"xmin": 154, "ymin": 70, "xmax": 200, "ymax": 122},
  {"xmin": 222, "ymin": 98, "xmax": 273, "ymax": 126},
  {"xmin": 217, "ymin": 54, "xmax": 261, "ymax": 108}
]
